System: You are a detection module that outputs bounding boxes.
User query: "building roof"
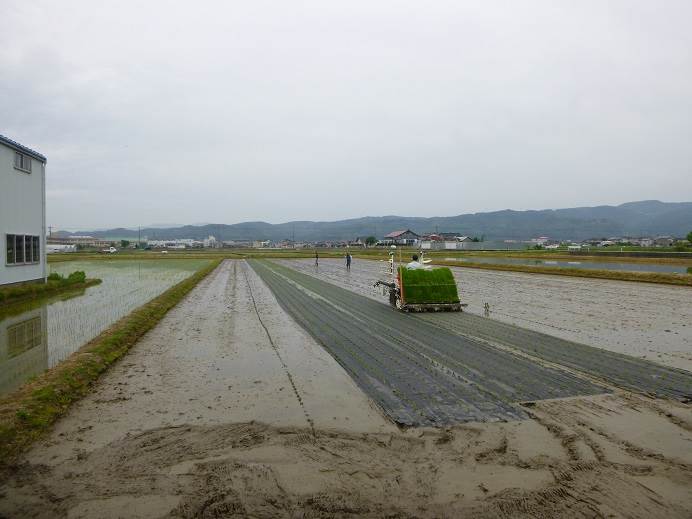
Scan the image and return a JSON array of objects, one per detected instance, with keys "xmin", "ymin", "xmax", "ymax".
[
  {"xmin": 0, "ymin": 134, "xmax": 47, "ymax": 163},
  {"xmin": 384, "ymin": 229, "xmax": 419, "ymax": 238}
]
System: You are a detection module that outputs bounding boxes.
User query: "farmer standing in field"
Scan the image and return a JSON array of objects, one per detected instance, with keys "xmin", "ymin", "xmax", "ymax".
[
  {"xmin": 315, "ymin": 251, "xmax": 319, "ymax": 267},
  {"xmin": 346, "ymin": 252, "xmax": 352, "ymax": 271}
]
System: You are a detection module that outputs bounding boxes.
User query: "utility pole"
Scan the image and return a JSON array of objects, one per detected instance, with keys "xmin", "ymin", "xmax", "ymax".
[
  {"xmin": 48, "ymin": 225, "xmax": 53, "ymax": 237},
  {"xmin": 138, "ymin": 226, "xmax": 141, "ymax": 248}
]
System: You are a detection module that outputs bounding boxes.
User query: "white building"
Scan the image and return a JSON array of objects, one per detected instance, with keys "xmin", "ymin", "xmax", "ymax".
[
  {"xmin": 46, "ymin": 244, "xmax": 77, "ymax": 254},
  {"xmin": 203, "ymin": 235, "xmax": 218, "ymax": 248},
  {"xmin": 0, "ymin": 135, "xmax": 47, "ymax": 286}
]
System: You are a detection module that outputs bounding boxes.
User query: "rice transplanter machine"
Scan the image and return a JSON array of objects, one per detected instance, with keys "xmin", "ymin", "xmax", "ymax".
[{"xmin": 374, "ymin": 247, "xmax": 465, "ymax": 312}]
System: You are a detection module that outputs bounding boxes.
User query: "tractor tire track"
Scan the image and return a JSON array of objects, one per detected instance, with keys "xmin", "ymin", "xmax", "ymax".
[
  {"xmin": 282, "ymin": 258, "xmax": 692, "ymax": 403},
  {"xmin": 249, "ymin": 260, "xmax": 607, "ymax": 426},
  {"xmin": 241, "ymin": 263, "xmax": 316, "ymax": 437},
  {"xmin": 423, "ymin": 312, "xmax": 692, "ymax": 401}
]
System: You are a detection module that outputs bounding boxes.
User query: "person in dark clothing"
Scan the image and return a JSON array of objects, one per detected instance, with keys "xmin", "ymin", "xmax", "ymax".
[
  {"xmin": 315, "ymin": 251, "xmax": 319, "ymax": 267},
  {"xmin": 346, "ymin": 253, "xmax": 352, "ymax": 271}
]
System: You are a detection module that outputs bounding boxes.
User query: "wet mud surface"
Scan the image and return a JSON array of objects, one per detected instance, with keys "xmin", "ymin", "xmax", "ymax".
[
  {"xmin": 3, "ymin": 394, "xmax": 691, "ymax": 518},
  {"xmin": 424, "ymin": 312, "xmax": 692, "ymax": 401},
  {"xmin": 2, "ymin": 260, "xmax": 691, "ymax": 518},
  {"xmin": 271, "ymin": 259, "xmax": 691, "ymax": 410},
  {"xmin": 250, "ymin": 260, "xmax": 607, "ymax": 426},
  {"xmin": 280, "ymin": 257, "xmax": 692, "ymax": 371}
]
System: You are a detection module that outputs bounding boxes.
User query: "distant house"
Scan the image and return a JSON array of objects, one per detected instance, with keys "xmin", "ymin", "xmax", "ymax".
[
  {"xmin": 1, "ymin": 135, "xmax": 47, "ymax": 286},
  {"xmin": 421, "ymin": 240, "xmax": 467, "ymax": 250},
  {"xmin": 46, "ymin": 244, "xmax": 77, "ymax": 254},
  {"xmin": 436, "ymin": 232, "xmax": 466, "ymax": 242},
  {"xmin": 382, "ymin": 230, "xmax": 420, "ymax": 246},
  {"xmin": 48, "ymin": 235, "xmax": 112, "ymax": 248},
  {"xmin": 654, "ymin": 236, "xmax": 674, "ymax": 247},
  {"xmin": 637, "ymin": 238, "xmax": 654, "ymax": 247},
  {"xmin": 223, "ymin": 240, "xmax": 253, "ymax": 248},
  {"xmin": 203, "ymin": 235, "xmax": 219, "ymax": 248},
  {"xmin": 530, "ymin": 236, "xmax": 550, "ymax": 246}
]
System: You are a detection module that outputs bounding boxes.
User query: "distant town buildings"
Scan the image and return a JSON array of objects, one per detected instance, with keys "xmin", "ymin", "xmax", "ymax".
[
  {"xmin": 39, "ymin": 226, "xmax": 690, "ymax": 254},
  {"xmin": 148, "ymin": 239, "xmax": 199, "ymax": 249},
  {"xmin": 0, "ymin": 135, "xmax": 47, "ymax": 286}
]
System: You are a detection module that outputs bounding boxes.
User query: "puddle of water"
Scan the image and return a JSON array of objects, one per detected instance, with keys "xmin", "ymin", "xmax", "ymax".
[
  {"xmin": 0, "ymin": 259, "xmax": 210, "ymax": 395},
  {"xmin": 442, "ymin": 257, "xmax": 689, "ymax": 274}
]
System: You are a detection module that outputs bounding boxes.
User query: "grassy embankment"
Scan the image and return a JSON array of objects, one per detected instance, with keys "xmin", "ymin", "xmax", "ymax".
[
  {"xmin": 419, "ymin": 250, "xmax": 692, "ymax": 265},
  {"xmin": 46, "ymin": 249, "xmax": 349, "ymax": 263},
  {"xmin": 430, "ymin": 260, "xmax": 692, "ymax": 287},
  {"xmin": 47, "ymin": 247, "xmax": 692, "ymax": 264},
  {"xmin": 0, "ymin": 259, "xmax": 221, "ymax": 464},
  {"xmin": 0, "ymin": 272, "xmax": 101, "ymax": 309},
  {"xmin": 46, "ymin": 248, "xmax": 692, "ymax": 285}
]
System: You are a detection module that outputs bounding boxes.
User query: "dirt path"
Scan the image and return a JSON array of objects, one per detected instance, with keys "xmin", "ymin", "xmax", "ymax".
[
  {"xmin": 280, "ymin": 258, "xmax": 692, "ymax": 371},
  {"xmin": 1, "ymin": 260, "xmax": 691, "ymax": 518},
  {"xmin": 0, "ymin": 260, "xmax": 394, "ymax": 515}
]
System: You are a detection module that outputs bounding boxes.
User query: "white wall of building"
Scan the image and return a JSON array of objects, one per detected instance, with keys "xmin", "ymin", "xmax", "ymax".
[{"xmin": 0, "ymin": 141, "xmax": 47, "ymax": 285}]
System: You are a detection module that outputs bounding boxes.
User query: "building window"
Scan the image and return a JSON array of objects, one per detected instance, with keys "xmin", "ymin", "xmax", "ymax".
[
  {"xmin": 25, "ymin": 236, "xmax": 33, "ymax": 263},
  {"xmin": 6, "ymin": 235, "xmax": 14, "ymax": 264},
  {"xmin": 14, "ymin": 152, "xmax": 32, "ymax": 173},
  {"xmin": 15, "ymin": 236, "xmax": 25, "ymax": 263},
  {"xmin": 33, "ymin": 236, "xmax": 40, "ymax": 263},
  {"xmin": 5, "ymin": 234, "xmax": 40, "ymax": 265}
]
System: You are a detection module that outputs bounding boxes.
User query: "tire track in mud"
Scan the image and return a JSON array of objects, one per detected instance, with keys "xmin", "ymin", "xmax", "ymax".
[
  {"xmin": 282, "ymin": 258, "xmax": 692, "ymax": 403},
  {"xmin": 241, "ymin": 262, "xmax": 316, "ymax": 437},
  {"xmin": 249, "ymin": 260, "xmax": 607, "ymax": 426},
  {"xmin": 422, "ymin": 312, "xmax": 692, "ymax": 401}
]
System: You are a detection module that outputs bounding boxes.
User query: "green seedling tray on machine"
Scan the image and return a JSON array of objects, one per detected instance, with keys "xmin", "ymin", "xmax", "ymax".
[{"xmin": 398, "ymin": 267, "xmax": 460, "ymax": 306}]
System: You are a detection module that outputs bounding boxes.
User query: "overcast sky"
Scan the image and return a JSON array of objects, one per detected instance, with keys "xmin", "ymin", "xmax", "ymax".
[{"xmin": 2, "ymin": 1, "xmax": 691, "ymax": 229}]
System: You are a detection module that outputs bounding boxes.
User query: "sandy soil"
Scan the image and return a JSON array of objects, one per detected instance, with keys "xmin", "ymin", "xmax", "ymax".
[
  {"xmin": 280, "ymin": 258, "xmax": 692, "ymax": 372},
  {"xmin": 1, "ymin": 260, "xmax": 691, "ymax": 518}
]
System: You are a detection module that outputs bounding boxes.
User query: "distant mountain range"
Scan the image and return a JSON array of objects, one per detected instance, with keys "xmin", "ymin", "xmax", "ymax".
[{"xmin": 57, "ymin": 200, "xmax": 692, "ymax": 242}]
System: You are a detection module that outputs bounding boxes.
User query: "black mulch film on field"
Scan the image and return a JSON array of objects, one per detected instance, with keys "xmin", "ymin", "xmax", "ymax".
[
  {"xmin": 422, "ymin": 313, "xmax": 692, "ymax": 402},
  {"xmin": 250, "ymin": 260, "xmax": 691, "ymax": 426},
  {"xmin": 249, "ymin": 261, "xmax": 610, "ymax": 426}
]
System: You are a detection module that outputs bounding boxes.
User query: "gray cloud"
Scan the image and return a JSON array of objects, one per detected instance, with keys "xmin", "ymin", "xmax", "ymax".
[{"xmin": 2, "ymin": 0, "xmax": 691, "ymax": 229}]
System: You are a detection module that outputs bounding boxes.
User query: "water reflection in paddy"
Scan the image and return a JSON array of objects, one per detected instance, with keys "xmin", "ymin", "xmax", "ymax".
[{"xmin": 0, "ymin": 259, "xmax": 210, "ymax": 395}]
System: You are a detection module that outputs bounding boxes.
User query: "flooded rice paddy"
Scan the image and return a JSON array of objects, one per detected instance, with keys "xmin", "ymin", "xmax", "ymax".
[
  {"xmin": 0, "ymin": 259, "xmax": 210, "ymax": 395},
  {"xmin": 443, "ymin": 256, "xmax": 690, "ymax": 274}
]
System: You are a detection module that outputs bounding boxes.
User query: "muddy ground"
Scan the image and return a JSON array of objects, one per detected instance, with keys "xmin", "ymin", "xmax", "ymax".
[
  {"xmin": 280, "ymin": 258, "xmax": 692, "ymax": 372},
  {"xmin": 1, "ymin": 260, "xmax": 691, "ymax": 518},
  {"xmin": 251, "ymin": 260, "xmax": 689, "ymax": 419}
]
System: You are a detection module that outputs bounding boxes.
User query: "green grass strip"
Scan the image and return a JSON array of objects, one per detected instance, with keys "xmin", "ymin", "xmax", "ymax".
[
  {"xmin": 0, "ymin": 259, "xmax": 221, "ymax": 465},
  {"xmin": 431, "ymin": 260, "xmax": 692, "ymax": 287}
]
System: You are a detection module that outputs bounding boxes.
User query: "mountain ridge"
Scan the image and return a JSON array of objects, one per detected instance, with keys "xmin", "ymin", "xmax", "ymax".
[{"xmin": 58, "ymin": 200, "xmax": 692, "ymax": 242}]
